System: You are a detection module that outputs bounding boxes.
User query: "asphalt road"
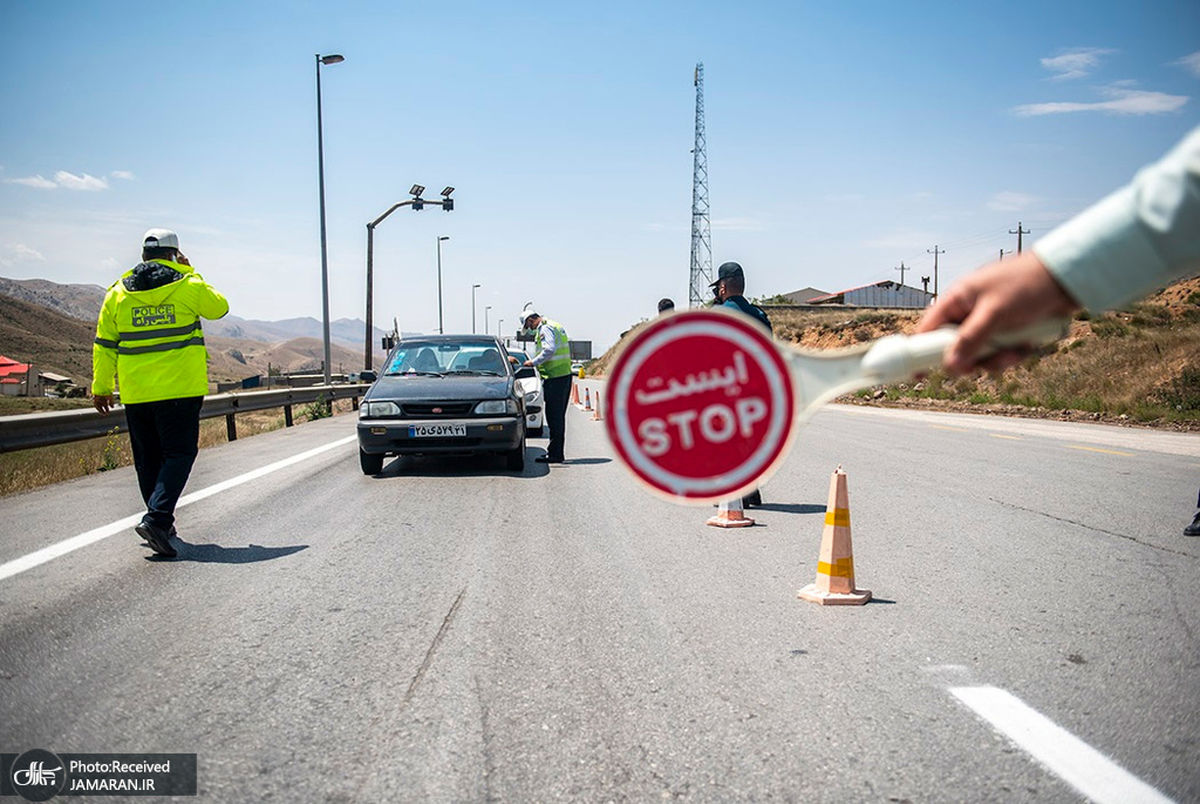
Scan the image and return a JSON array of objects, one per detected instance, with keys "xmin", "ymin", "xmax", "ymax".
[{"xmin": 1, "ymin": 389, "xmax": 1197, "ymax": 802}]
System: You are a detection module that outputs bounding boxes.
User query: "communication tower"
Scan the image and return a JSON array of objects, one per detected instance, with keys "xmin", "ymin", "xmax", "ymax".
[{"xmin": 689, "ymin": 62, "xmax": 713, "ymax": 307}]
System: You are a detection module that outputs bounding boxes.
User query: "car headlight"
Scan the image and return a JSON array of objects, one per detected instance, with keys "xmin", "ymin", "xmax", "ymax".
[
  {"xmin": 360, "ymin": 400, "xmax": 402, "ymax": 418},
  {"xmin": 474, "ymin": 399, "xmax": 518, "ymax": 415}
]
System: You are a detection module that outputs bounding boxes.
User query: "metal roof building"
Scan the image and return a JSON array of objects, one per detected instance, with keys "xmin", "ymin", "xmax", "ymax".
[{"xmin": 807, "ymin": 280, "xmax": 933, "ymax": 309}]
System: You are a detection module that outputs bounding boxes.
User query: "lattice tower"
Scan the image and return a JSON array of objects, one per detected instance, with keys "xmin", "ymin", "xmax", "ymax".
[{"xmin": 689, "ymin": 62, "xmax": 713, "ymax": 307}]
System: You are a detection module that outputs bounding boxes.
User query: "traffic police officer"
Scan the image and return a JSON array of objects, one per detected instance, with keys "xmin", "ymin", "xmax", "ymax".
[
  {"xmin": 518, "ymin": 306, "xmax": 572, "ymax": 464},
  {"xmin": 92, "ymin": 228, "xmax": 229, "ymax": 557}
]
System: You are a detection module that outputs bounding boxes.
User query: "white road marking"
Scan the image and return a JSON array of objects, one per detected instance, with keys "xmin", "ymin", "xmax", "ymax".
[
  {"xmin": 0, "ymin": 436, "xmax": 356, "ymax": 582},
  {"xmin": 949, "ymin": 685, "xmax": 1174, "ymax": 804}
]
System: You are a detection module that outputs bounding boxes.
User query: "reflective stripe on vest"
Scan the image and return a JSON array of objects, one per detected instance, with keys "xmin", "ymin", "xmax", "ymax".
[{"xmin": 536, "ymin": 319, "xmax": 572, "ymax": 379}]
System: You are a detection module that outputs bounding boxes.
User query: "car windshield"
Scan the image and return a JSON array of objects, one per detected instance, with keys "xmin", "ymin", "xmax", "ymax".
[{"xmin": 384, "ymin": 341, "xmax": 509, "ymax": 376}]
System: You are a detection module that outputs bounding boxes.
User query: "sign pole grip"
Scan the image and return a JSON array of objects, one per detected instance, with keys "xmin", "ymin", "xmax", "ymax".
[{"xmin": 858, "ymin": 318, "xmax": 1069, "ymax": 385}]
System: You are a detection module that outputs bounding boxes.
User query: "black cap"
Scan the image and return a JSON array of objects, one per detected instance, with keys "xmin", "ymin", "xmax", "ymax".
[{"xmin": 709, "ymin": 261, "xmax": 744, "ymax": 288}]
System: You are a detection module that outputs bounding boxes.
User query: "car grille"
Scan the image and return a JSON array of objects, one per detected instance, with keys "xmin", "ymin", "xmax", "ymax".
[{"xmin": 402, "ymin": 402, "xmax": 475, "ymax": 417}]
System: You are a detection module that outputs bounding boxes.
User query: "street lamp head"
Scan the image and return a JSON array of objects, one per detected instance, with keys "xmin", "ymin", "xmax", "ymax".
[
  {"xmin": 441, "ymin": 186, "xmax": 455, "ymax": 197},
  {"xmin": 472, "ymin": 283, "xmax": 481, "ymax": 289},
  {"xmin": 438, "ymin": 235, "xmax": 450, "ymax": 242},
  {"xmin": 319, "ymin": 54, "xmax": 345, "ymax": 65},
  {"xmin": 409, "ymin": 184, "xmax": 425, "ymax": 197}
]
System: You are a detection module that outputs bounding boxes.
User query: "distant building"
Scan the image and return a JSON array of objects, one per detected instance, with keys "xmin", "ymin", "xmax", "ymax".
[
  {"xmin": 779, "ymin": 287, "xmax": 830, "ymax": 304},
  {"xmin": 806, "ymin": 280, "xmax": 934, "ymax": 309},
  {"xmin": 0, "ymin": 355, "xmax": 29, "ymax": 396}
]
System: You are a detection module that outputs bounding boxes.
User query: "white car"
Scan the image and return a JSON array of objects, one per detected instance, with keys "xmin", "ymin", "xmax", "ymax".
[{"xmin": 507, "ymin": 349, "xmax": 544, "ymax": 437}]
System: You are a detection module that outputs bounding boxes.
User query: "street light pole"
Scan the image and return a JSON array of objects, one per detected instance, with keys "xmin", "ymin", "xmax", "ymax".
[
  {"xmin": 497, "ymin": 319, "xmax": 504, "ymax": 342},
  {"xmin": 316, "ymin": 52, "xmax": 344, "ymax": 385},
  {"xmin": 471, "ymin": 283, "xmax": 481, "ymax": 333},
  {"xmin": 436, "ymin": 236, "xmax": 450, "ymax": 334},
  {"xmin": 485, "ymin": 305, "xmax": 492, "ymax": 335}
]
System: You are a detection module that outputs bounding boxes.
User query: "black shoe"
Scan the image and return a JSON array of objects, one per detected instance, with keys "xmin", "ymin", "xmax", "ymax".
[
  {"xmin": 1185, "ymin": 512, "xmax": 1200, "ymax": 537},
  {"xmin": 136, "ymin": 520, "xmax": 177, "ymax": 557},
  {"xmin": 535, "ymin": 455, "xmax": 563, "ymax": 464},
  {"xmin": 742, "ymin": 490, "xmax": 762, "ymax": 508}
]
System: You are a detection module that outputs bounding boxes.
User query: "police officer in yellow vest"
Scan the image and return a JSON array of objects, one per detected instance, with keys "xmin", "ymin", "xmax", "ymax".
[
  {"xmin": 92, "ymin": 228, "xmax": 229, "ymax": 557},
  {"xmin": 517, "ymin": 306, "xmax": 572, "ymax": 464}
]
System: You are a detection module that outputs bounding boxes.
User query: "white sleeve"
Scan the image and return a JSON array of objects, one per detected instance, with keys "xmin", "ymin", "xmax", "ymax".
[
  {"xmin": 1033, "ymin": 126, "xmax": 1200, "ymax": 311},
  {"xmin": 530, "ymin": 323, "xmax": 557, "ymax": 365}
]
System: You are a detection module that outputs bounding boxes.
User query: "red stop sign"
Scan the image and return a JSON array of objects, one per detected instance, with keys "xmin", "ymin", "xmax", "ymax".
[{"xmin": 605, "ymin": 308, "xmax": 796, "ymax": 503}]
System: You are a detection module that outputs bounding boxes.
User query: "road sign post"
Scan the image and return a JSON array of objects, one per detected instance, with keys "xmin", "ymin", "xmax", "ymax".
[{"xmin": 605, "ymin": 309, "xmax": 796, "ymax": 504}]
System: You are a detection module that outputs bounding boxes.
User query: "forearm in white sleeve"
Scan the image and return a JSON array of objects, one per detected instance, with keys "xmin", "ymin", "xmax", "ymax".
[
  {"xmin": 1033, "ymin": 126, "xmax": 1200, "ymax": 312},
  {"xmin": 531, "ymin": 323, "xmax": 557, "ymax": 365}
]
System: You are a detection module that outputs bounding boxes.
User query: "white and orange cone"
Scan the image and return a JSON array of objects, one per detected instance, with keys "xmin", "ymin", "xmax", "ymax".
[
  {"xmin": 592, "ymin": 390, "xmax": 603, "ymax": 421},
  {"xmin": 798, "ymin": 466, "xmax": 871, "ymax": 605},
  {"xmin": 707, "ymin": 497, "xmax": 755, "ymax": 528},
  {"xmin": 583, "ymin": 387, "xmax": 592, "ymax": 411},
  {"xmin": 571, "ymin": 383, "xmax": 580, "ymax": 406}
]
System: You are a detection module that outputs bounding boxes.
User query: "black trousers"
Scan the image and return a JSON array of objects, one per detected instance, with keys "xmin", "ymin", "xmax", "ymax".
[
  {"xmin": 123, "ymin": 396, "xmax": 203, "ymax": 530},
  {"xmin": 542, "ymin": 374, "xmax": 572, "ymax": 461}
]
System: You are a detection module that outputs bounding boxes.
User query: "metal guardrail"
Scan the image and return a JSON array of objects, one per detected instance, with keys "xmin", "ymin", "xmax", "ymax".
[{"xmin": 0, "ymin": 384, "xmax": 370, "ymax": 454}]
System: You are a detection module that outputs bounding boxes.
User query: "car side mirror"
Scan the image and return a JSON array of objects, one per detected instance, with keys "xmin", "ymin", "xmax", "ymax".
[
  {"xmin": 360, "ymin": 370, "xmax": 377, "ymax": 383},
  {"xmin": 516, "ymin": 366, "xmax": 537, "ymax": 379}
]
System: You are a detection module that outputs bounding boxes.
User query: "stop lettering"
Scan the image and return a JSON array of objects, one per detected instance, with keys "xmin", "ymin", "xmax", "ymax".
[{"xmin": 605, "ymin": 309, "xmax": 796, "ymax": 503}]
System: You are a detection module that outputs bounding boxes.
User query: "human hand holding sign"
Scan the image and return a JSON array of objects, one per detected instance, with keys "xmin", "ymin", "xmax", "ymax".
[{"xmin": 915, "ymin": 251, "xmax": 1078, "ymax": 375}]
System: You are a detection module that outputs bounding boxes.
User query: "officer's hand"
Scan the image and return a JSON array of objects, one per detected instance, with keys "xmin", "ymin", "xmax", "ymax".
[
  {"xmin": 93, "ymin": 395, "xmax": 113, "ymax": 415},
  {"xmin": 175, "ymin": 251, "xmax": 190, "ymax": 266},
  {"xmin": 523, "ymin": 360, "xmax": 533, "ymax": 368}
]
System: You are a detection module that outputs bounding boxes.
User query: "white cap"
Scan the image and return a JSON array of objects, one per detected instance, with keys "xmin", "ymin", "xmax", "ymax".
[
  {"xmin": 518, "ymin": 305, "xmax": 539, "ymax": 325},
  {"xmin": 142, "ymin": 228, "xmax": 179, "ymax": 250}
]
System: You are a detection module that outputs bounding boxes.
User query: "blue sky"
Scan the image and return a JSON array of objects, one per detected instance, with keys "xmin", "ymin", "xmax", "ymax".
[{"xmin": 1, "ymin": 0, "xmax": 1197, "ymax": 353}]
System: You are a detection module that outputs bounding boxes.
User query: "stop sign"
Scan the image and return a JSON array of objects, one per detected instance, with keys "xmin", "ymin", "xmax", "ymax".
[{"xmin": 605, "ymin": 308, "xmax": 796, "ymax": 504}]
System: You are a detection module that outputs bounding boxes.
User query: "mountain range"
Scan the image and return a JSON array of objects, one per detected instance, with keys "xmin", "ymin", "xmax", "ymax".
[{"xmin": 0, "ymin": 275, "xmax": 397, "ymax": 384}]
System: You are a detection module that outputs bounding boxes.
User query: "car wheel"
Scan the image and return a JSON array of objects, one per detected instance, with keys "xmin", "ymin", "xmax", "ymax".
[
  {"xmin": 359, "ymin": 448, "xmax": 384, "ymax": 475},
  {"xmin": 529, "ymin": 426, "xmax": 544, "ymax": 438},
  {"xmin": 505, "ymin": 443, "xmax": 525, "ymax": 471}
]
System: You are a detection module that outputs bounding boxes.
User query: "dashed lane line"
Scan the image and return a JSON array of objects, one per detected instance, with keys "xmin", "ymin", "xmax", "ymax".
[
  {"xmin": 0, "ymin": 435, "xmax": 356, "ymax": 583},
  {"xmin": 1066, "ymin": 444, "xmax": 1135, "ymax": 457}
]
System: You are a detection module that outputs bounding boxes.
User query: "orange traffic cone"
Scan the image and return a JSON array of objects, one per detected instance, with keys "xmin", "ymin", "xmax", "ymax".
[
  {"xmin": 798, "ymin": 466, "xmax": 871, "ymax": 605},
  {"xmin": 583, "ymin": 387, "xmax": 592, "ymax": 411},
  {"xmin": 592, "ymin": 390, "xmax": 603, "ymax": 421},
  {"xmin": 571, "ymin": 383, "xmax": 580, "ymax": 406},
  {"xmin": 707, "ymin": 497, "xmax": 755, "ymax": 528}
]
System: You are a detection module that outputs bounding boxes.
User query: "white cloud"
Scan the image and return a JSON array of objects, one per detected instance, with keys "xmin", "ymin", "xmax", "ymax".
[
  {"xmin": 4, "ymin": 170, "xmax": 113, "ymax": 190},
  {"xmin": 711, "ymin": 217, "xmax": 766, "ymax": 232},
  {"xmin": 110, "ymin": 170, "xmax": 135, "ymax": 181},
  {"xmin": 0, "ymin": 243, "xmax": 47, "ymax": 268},
  {"xmin": 1041, "ymin": 48, "xmax": 1116, "ymax": 80},
  {"xmin": 54, "ymin": 171, "xmax": 109, "ymax": 191},
  {"xmin": 5, "ymin": 175, "xmax": 58, "ymax": 189},
  {"xmin": 1013, "ymin": 85, "xmax": 1189, "ymax": 117},
  {"xmin": 988, "ymin": 191, "xmax": 1037, "ymax": 212},
  {"xmin": 1175, "ymin": 51, "xmax": 1200, "ymax": 78}
]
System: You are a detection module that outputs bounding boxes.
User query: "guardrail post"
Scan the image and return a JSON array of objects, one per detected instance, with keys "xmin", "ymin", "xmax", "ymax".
[
  {"xmin": 226, "ymin": 413, "xmax": 237, "ymax": 442},
  {"xmin": 284, "ymin": 405, "xmax": 294, "ymax": 427}
]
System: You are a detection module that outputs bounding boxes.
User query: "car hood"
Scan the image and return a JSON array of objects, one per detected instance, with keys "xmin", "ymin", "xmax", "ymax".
[{"xmin": 367, "ymin": 374, "xmax": 513, "ymax": 401}]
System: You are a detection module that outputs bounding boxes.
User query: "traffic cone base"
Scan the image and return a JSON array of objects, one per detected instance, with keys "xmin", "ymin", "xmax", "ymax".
[
  {"xmin": 798, "ymin": 466, "xmax": 871, "ymax": 606},
  {"xmin": 797, "ymin": 584, "xmax": 871, "ymax": 605},
  {"xmin": 707, "ymin": 498, "xmax": 755, "ymax": 528}
]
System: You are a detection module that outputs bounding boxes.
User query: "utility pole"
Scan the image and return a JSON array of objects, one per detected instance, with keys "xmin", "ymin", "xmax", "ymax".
[
  {"xmin": 894, "ymin": 260, "xmax": 910, "ymax": 286},
  {"xmin": 921, "ymin": 276, "xmax": 930, "ymax": 295},
  {"xmin": 927, "ymin": 246, "xmax": 944, "ymax": 299},
  {"xmin": 1009, "ymin": 221, "xmax": 1030, "ymax": 254},
  {"xmin": 999, "ymin": 248, "xmax": 1012, "ymax": 262}
]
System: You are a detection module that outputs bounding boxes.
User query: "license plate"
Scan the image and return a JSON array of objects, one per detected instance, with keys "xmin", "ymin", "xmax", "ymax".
[{"xmin": 408, "ymin": 423, "xmax": 467, "ymax": 438}]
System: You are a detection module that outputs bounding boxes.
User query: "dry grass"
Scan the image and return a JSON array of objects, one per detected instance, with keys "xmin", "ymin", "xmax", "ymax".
[{"xmin": 0, "ymin": 398, "xmax": 357, "ymax": 497}]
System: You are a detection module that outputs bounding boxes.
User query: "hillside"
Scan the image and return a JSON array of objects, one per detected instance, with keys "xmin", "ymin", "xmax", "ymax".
[
  {"xmin": 0, "ymin": 294, "xmax": 381, "ymax": 388},
  {"xmin": 590, "ymin": 276, "xmax": 1200, "ymax": 429}
]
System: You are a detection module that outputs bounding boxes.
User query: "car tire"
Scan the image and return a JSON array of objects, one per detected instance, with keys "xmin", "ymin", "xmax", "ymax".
[
  {"xmin": 505, "ymin": 443, "xmax": 525, "ymax": 472},
  {"xmin": 359, "ymin": 448, "xmax": 384, "ymax": 475},
  {"xmin": 529, "ymin": 426, "xmax": 544, "ymax": 438}
]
